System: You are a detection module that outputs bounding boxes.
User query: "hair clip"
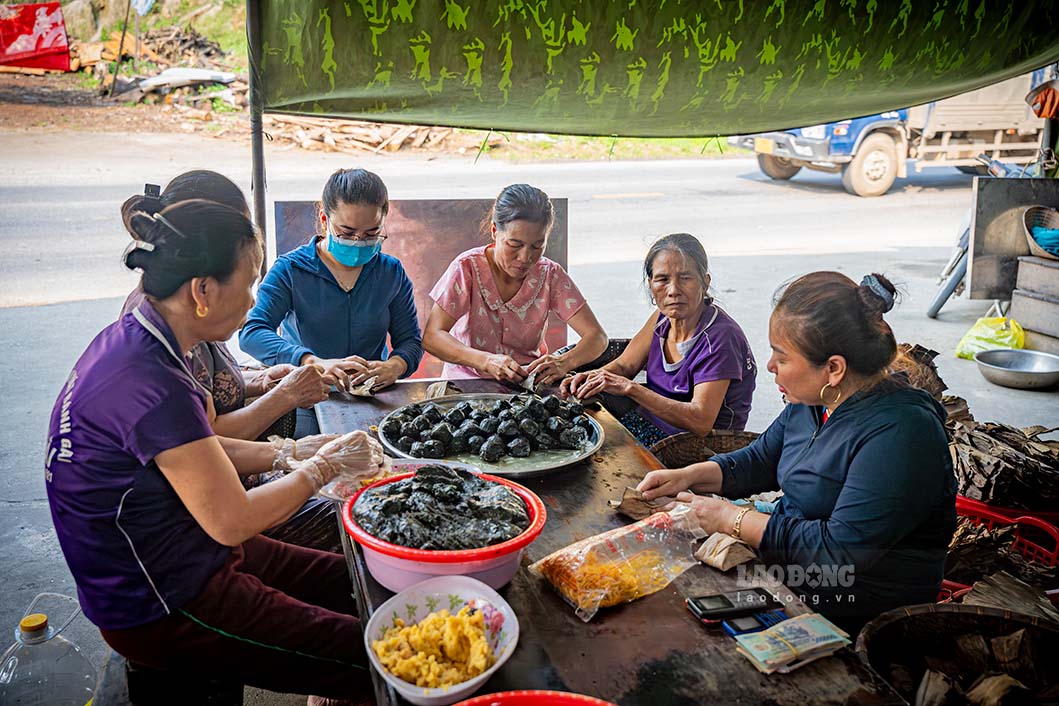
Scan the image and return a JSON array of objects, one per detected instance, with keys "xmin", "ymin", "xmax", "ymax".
[
  {"xmin": 153, "ymin": 213, "xmax": 191, "ymax": 240},
  {"xmin": 143, "ymin": 183, "xmax": 161, "ymax": 210},
  {"xmin": 860, "ymin": 274, "xmax": 895, "ymax": 312},
  {"xmin": 122, "ymin": 239, "xmax": 155, "ymax": 270}
]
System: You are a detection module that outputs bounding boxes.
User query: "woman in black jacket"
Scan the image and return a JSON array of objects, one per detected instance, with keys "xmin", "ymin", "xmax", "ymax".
[{"xmin": 639, "ymin": 271, "xmax": 956, "ymax": 633}]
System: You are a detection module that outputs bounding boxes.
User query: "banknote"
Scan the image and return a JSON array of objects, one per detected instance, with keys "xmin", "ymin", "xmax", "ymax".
[{"xmin": 735, "ymin": 613, "xmax": 850, "ymax": 673}]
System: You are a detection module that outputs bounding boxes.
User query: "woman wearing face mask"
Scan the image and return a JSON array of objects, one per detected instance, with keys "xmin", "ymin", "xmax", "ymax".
[
  {"xmin": 240, "ymin": 168, "xmax": 422, "ymax": 436},
  {"xmin": 46, "ymin": 199, "xmax": 379, "ymax": 701},
  {"xmin": 423, "ymin": 183, "xmax": 607, "ymax": 385},
  {"xmin": 637, "ymin": 272, "xmax": 956, "ymax": 634},
  {"xmin": 562, "ymin": 233, "xmax": 756, "ymax": 446}
]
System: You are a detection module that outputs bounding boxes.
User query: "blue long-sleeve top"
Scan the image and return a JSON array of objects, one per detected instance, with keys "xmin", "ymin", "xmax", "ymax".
[
  {"xmin": 239, "ymin": 239, "xmax": 423, "ymax": 374},
  {"xmin": 714, "ymin": 379, "xmax": 955, "ymax": 626}
]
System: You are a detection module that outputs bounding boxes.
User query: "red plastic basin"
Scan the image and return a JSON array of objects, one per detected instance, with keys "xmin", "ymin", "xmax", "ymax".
[
  {"xmin": 454, "ymin": 691, "xmax": 618, "ymax": 706},
  {"xmin": 342, "ymin": 470, "xmax": 546, "ymax": 592}
]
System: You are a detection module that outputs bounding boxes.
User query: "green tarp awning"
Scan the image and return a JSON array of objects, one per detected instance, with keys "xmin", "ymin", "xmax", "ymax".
[{"xmin": 255, "ymin": 0, "xmax": 1059, "ymax": 137}]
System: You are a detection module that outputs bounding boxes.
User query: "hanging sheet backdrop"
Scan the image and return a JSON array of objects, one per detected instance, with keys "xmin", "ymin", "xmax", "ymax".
[{"xmin": 256, "ymin": 0, "xmax": 1059, "ymax": 137}]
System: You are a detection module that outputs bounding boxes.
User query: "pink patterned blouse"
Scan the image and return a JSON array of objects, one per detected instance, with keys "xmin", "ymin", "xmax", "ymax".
[{"xmin": 429, "ymin": 245, "xmax": 587, "ymax": 379}]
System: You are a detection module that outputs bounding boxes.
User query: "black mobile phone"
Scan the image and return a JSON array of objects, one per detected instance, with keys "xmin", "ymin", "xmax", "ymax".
[
  {"xmin": 685, "ymin": 588, "xmax": 781, "ymax": 621},
  {"xmin": 726, "ymin": 615, "xmax": 766, "ymax": 632}
]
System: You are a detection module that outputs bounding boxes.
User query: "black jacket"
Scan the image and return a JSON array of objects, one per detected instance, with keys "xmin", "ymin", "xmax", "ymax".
[{"xmin": 715, "ymin": 379, "xmax": 956, "ymax": 627}]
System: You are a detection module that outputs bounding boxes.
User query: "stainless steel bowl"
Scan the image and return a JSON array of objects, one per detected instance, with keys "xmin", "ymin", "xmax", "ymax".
[
  {"xmin": 974, "ymin": 349, "xmax": 1059, "ymax": 390},
  {"xmin": 376, "ymin": 393, "xmax": 605, "ymax": 478}
]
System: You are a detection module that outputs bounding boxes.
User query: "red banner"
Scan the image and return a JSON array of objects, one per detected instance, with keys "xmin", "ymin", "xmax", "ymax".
[{"xmin": 0, "ymin": 3, "xmax": 70, "ymax": 71}]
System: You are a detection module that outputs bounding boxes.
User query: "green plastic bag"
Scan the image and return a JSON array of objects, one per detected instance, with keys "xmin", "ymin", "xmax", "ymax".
[{"xmin": 955, "ymin": 317, "xmax": 1025, "ymax": 360}]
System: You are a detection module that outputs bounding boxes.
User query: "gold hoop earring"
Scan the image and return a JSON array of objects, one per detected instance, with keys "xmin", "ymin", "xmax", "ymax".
[
  {"xmin": 819, "ymin": 383, "xmax": 842, "ymax": 406},
  {"xmin": 196, "ymin": 305, "xmax": 209, "ymax": 318}
]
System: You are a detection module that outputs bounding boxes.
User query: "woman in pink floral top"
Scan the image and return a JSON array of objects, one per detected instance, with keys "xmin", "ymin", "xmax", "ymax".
[{"xmin": 424, "ymin": 184, "xmax": 607, "ymax": 384}]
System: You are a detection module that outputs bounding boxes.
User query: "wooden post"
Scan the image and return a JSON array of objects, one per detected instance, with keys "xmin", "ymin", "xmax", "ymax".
[
  {"xmin": 106, "ymin": 0, "xmax": 133, "ymax": 97},
  {"xmin": 246, "ymin": 0, "xmax": 269, "ymax": 273},
  {"xmin": 133, "ymin": 13, "xmax": 139, "ymax": 73}
]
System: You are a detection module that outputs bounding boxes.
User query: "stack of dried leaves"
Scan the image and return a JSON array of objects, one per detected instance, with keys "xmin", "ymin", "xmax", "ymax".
[
  {"xmin": 962, "ymin": 571, "xmax": 1059, "ymax": 624},
  {"xmin": 891, "ymin": 343, "xmax": 973, "ymax": 425},
  {"xmin": 905, "ymin": 627, "xmax": 1059, "ymax": 706},
  {"xmin": 893, "ymin": 344, "xmax": 949, "ymax": 399},
  {"xmin": 881, "ymin": 617, "xmax": 1059, "ymax": 706},
  {"xmin": 945, "ymin": 518, "xmax": 1057, "ymax": 589},
  {"xmin": 950, "ymin": 423, "xmax": 1059, "ymax": 510}
]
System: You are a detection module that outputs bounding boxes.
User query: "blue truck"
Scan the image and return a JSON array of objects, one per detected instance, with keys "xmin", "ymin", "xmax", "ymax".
[{"xmin": 729, "ymin": 71, "xmax": 1047, "ymax": 196}]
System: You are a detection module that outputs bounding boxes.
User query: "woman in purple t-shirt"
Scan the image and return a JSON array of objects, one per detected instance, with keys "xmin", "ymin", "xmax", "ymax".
[
  {"xmin": 563, "ymin": 233, "xmax": 756, "ymax": 446},
  {"xmin": 119, "ymin": 171, "xmax": 334, "ymax": 441},
  {"xmin": 45, "ymin": 198, "xmax": 377, "ymax": 700}
]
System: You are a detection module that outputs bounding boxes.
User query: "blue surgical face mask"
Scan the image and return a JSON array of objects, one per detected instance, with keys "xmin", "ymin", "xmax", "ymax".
[{"xmin": 327, "ymin": 228, "xmax": 382, "ymax": 267}]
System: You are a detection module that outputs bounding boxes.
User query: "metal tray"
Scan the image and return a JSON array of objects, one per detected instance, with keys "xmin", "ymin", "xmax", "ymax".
[{"xmin": 376, "ymin": 393, "xmax": 605, "ymax": 478}]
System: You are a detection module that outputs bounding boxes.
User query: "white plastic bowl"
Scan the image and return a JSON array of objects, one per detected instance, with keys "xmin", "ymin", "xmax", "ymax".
[
  {"xmin": 364, "ymin": 575, "xmax": 520, "ymax": 706},
  {"xmin": 342, "ymin": 464, "xmax": 546, "ymax": 592}
]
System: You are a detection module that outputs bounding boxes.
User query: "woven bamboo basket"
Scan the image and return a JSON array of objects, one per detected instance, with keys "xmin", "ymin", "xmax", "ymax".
[
  {"xmin": 1023, "ymin": 205, "xmax": 1059, "ymax": 261},
  {"xmin": 576, "ymin": 338, "xmax": 631, "ymax": 372},
  {"xmin": 856, "ymin": 603, "xmax": 1059, "ymax": 702},
  {"xmin": 648, "ymin": 430, "xmax": 760, "ymax": 468},
  {"xmin": 258, "ymin": 409, "xmax": 297, "ymax": 441}
]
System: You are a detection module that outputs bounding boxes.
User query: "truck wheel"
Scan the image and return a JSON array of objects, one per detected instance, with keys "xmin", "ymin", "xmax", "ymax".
[
  {"xmin": 757, "ymin": 154, "xmax": 802, "ymax": 180},
  {"xmin": 841, "ymin": 133, "xmax": 897, "ymax": 197}
]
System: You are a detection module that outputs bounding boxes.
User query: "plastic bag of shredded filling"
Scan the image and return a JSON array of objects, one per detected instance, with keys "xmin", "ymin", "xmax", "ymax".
[{"xmin": 529, "ymin": 506, "xmax": 706, "ymax": 621}]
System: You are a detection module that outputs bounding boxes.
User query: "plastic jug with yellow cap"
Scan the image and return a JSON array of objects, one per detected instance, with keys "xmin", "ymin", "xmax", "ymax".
[{"xmin": 0, "ymin": 593, "xmax": 96, "ymax": 705}]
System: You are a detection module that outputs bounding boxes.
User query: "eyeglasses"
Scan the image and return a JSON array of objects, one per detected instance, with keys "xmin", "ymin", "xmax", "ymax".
[
  {"xmin": 335, "ymin": 233, "xmax": 388, "ymax": 245},
  {"xmin": 329, "ymin": 226, "xmax": 388, "ymax": 245}
]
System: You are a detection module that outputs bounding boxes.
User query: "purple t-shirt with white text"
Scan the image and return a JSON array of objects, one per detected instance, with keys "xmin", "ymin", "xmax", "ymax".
[
  {"xmin": 45, "ymin": 300, "xmax": 229, "ymax": 630},
  {"xmin": 642, "ymin": 305, "xmax": 756, "ymax": 435}
]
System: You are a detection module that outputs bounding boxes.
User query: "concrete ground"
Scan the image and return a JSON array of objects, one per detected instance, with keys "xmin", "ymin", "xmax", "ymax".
[{"xmin": 1, "ymin": 130, "xmax": 1056, "ymax": 704}]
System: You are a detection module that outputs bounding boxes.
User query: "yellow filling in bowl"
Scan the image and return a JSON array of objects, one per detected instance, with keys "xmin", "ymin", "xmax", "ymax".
[{"xmin": 372, "ymin": 606, "xmax": 495, "ymax": 688}]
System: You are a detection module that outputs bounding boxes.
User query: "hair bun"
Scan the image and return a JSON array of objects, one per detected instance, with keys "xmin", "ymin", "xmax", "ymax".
[
  {"xmin": 121, "ymin": 190, "xmax": 163, "ymax": 240},
  {"xmin": 859, "ymin": 274, "xmax": 896, "ymax": 314}
]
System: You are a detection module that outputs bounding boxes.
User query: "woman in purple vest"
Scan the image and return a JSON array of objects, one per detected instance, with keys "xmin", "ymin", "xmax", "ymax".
[
  {"xmin": 563, "ymin": 233, "xmax": 756, "ymax": 446},
  {"xmin": 45, "ymin": 198, "xmax": 374, "ymax": 701}
]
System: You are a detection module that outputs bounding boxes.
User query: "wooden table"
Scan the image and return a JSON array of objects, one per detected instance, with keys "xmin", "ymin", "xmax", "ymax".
[{"xmin": 317, "ymin": 379, "xmax": 902, "ymax": 706}]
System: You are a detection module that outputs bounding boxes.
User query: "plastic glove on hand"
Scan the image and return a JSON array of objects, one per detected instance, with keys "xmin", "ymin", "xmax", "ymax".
[
  {"xmin": 270, "ymin": 433, "xmax": 340, "ymax": 472},
  {"xmin": 295, "ymin": 430, "xmax": 388, "ymax": 491}
]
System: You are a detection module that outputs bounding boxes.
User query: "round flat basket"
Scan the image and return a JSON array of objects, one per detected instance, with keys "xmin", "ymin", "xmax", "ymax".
[
  {"xmin": 377, "ymin": 393, "xmax": 604, "ymax": 479},
  {"xmin": 648, "ymin": 430, "xmax": 760, "ymax": 468},
  {"xmin": 856, "ymin": 603, "xmax": 1059, "ymax": 703},
  {"xmin": 1023, "ymin": 205, "xmax": 1059, "ymax": 261}
]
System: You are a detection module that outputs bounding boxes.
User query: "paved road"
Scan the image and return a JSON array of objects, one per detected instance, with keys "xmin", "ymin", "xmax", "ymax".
[
  {"xmin": 1, "ymin": 130, "xmax": 1054, "ymax": 702},
  {"xmin": 0, "ymin": 130, "xmax": 974, "ymax": 308}
]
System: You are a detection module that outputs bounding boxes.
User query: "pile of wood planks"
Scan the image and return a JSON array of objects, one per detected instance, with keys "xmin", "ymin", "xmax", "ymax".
[
  {"xmin": 138, "ymin": 26, "xmax": 226, "ymax": 69},
  {"xmin": 66, "ymin": 25, "xmax": 230, "ymax": 93},
  {"xmin": 70, "ymin": 31, "xmax": 161, "ymax": 72},
  {"xmin": 261, "ymin": 114, "xmax": 498, "ymax": 154}
]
